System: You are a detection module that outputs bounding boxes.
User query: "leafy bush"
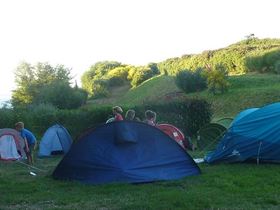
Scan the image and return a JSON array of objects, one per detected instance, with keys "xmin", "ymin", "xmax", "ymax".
[
  {"xmin": 130, "ymin": 67, "xmax": 156, "ymax": 87},
  {"xmin": 204, "ymin": 64, "xmax": 229, "ymax": 94},
  {"xmin": 0, "ymin": 99, "xmax": 211, "ymax": 140},
  {"xmin": 107, "ymin": 76, "xmax": 125, "ymax": 87},
  {"xmin": 81, "ymin": 61, "xmax": 123, "ymax": 96},
  {"xmin": 33, "ymin": 82, "xmax": 88, "ymax": 109},
  {"xmin": 106, "ymin": 66, "xmax": 129, "ymax": 87},
  {"xmin": 90, "ymin": 80, "xmax": 110, "ymax": 99},
  {"xmin": 158, "ymin": 39, "xmax": 280, "ymax": 76},
  {"xmin": 274, "ymin": 60, "xmax": 280, "ymax": 74},
  {"xmin": 0, "ymin": 107, "xmax": 16, "ymax": 128},
  {"xmin": 245, "ymin": 49, "xmax": 280, "ymax": 73},
  {"xmin": 132, "ymin": 98, "xmax": 212, "ymax": 136},
  {"xmin": 28, "ymin": 103, "xmax": 58, "ymax": 135},
  {"xmin": 56, "ymin": 105, "xmax": 112, "ymax": 139},
  {"xmin": 175, "ymin": 68, "xmax": 207, "ymax": 93}
]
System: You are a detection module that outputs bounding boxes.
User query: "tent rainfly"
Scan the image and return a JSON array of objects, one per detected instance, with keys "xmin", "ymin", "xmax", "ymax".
[
  {"xmin": 38, "ymin": 124, "xmax": 72, "ymax": 157},
  {"xmin": 205, "ymin": 102, "xmax": 280, "ymax": 164},
  {"xmin": 0, "ymin": 128, "xmax": 25, "ymax": 160},
  {"xmin": 53, "ymin": 121, "xmax": 200, "ymax": 184}
]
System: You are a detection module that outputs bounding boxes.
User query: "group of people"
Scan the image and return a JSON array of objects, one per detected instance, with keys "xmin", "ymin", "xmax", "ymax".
[
  {"xmin": 111, "ymin": 106, "xmax": 195, "ymax": 150},
  {"xmin": 12, "ymin": 106, "xmax": 156, "ymax": 166},
  {"xmin": 13, "ymin": 106, "xmax": 187, "ymax": 166},
  {"xmin": 111, "ymin": 105, "xmax": 157, "ymax": 126}
]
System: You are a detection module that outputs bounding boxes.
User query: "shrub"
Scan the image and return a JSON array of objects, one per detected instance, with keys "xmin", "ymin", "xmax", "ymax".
[
  {"xmin": 1, "ymin": 99, "xmax": 211, "ymax": 141},
  {"xmin": 175, "ymin": 68, "xmax": 207, "ymax": 93},
  {"xmin": 28, "ymin": 103, "xmax": 58, "ymax": 135},
  {"xmin": 107, "ymin": 76, "xmax": 125, "ymax": 87},
  {"xmin": 106, "ymin": 66, "xmax": 129, "ymax": 87},
  {"xmin": 274, "ymin": 60, "xmax": 280, "ymax": 74},
  {"xmin": 0, "ymin": 107, "xmax": 16, "ymax": 128},
  {"xmin": 69, "ymin": 88, "xmax": 88, "ymax": 108},
  {"xmin": 130, "ymin": 67, "xmax": 155, "ymax": 87},
  {"xmin": 204, "ymin": 64, "xmax": 229, "ymax": 94},
  {"xmin": 245, "ymin": 49, "xmax": 280, "ymax": 73},
  {"xmin": 132, "ymin": 98, "xmax": 212, "ymax": 136},
  {"xmin": 90, "ymin": 80, "xmax": 109, "ymax": 99},
  {"xmin": 57, "ymin": 105, "xmax": 112, "ymax": 139}
]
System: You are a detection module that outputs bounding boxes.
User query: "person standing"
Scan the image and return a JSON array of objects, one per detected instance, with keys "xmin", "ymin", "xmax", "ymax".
[{"xmin": 15, "ymin": 122, "xmax": 37, "ymax": 165}]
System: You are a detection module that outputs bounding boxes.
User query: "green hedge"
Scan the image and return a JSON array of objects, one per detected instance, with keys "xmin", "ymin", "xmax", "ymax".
[
  {"xmin": 0, "ymin": 99, "xmax": 212, "ymax": 140},
  {"xmin": 131, "ymin": 99, "xmax": 212, "ymax": 136}
]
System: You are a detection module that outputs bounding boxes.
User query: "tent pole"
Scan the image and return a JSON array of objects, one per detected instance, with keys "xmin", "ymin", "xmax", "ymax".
[
  {"xmin": 257, "ymin": 141, "xmax": 262, "ymax": 165},
  {"xmin": 16, "ymin": 160, "xmax": 47, "ymax": 172}
]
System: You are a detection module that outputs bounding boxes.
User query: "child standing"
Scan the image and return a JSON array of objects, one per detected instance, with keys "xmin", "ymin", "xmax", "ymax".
[{"xmin": 15, "ymin": 122, "xmax": 37, "ymax": 165}]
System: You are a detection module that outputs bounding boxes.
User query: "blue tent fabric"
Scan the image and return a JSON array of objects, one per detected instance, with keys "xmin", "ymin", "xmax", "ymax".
[
  {"xmin": 205, "ymin": 102, "xmax": 280, "ymax": 163},
  {"xmin": 230, "ymin": 107, "xmax": 259, "ymax": 126},
  {"xmin": 53, "ymin": 121, "xmax": 200, "ymax": 184},
  {"xmin": 38, "ymin": 124, "xmax": 72, "ymax": 157}
]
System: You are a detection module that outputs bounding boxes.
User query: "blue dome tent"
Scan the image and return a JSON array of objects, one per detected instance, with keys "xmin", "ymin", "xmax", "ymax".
[
  {"xmin": 38, "ymin": 124, "xmax": 72, "ymax": 157},
  {"xmin": 205, "ymin": 102, "xmax": 280, "ymax": 163},
  {"xmin": 53, "ymin": 121, "xmax": 200, "ymax": 184}
]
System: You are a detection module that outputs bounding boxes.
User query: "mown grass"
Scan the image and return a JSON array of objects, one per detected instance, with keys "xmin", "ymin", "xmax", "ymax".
[{"xmin": 1, "ymin": 157, "xmax": 280, "ymax": 210}]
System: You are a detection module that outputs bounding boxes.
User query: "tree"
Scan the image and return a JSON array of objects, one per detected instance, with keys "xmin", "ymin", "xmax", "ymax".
[
  {"xmin": 12, "ymin": 61, "xmax": 86, "ymax": 109},
  {"xmin": 81, "ymin": 61, "xmax": 122, "ymax": 96},
  {"xmin": 12, "ymin": 62, "xmax": 35, "ymax": 105},
  {"xmin": 34, "ymin": 82, "xmax": 87, "ymax": 109}
]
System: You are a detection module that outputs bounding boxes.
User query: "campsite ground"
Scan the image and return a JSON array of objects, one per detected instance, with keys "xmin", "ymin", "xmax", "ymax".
[
  {"xmin": 1, "ymin": 156, "xmax": 280, "ymax": 209},
  {"xmin": 1, "ymin": 73, "xmax": 280, "ymax": 209}
]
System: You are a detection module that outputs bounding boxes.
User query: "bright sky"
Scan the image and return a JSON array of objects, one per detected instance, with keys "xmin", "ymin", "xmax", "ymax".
[{"xmin": 0, "ymin": 0, "xmax": 279, "ymax": 101}]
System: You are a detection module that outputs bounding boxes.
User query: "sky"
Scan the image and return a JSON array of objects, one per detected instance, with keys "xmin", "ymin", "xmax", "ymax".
[{"xmin": 0, "ymin": 0, "xmax": 279, "ymax": 101}]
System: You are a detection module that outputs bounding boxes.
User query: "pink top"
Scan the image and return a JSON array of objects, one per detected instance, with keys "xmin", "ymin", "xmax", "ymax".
[{"xmin": 114, "ymin": 113, "xmax": 123, "ymax": 121}]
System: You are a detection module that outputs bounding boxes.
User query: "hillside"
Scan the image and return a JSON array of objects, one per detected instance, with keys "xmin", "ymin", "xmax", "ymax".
[
  {"xmin": 192, "ymin": 73, "xmax": 280, "ymax": 118},
  {"xmin": 89, "ymin": 73, "xmax": 280, "ymax": 119},
  {"xmin": 157, "ymin": 38, "xmax": 280, "ymax": 76},
  {"xmin": 87, "ymin": 38, "xmax": 280, "ymax": 119},
  {"xmin": 82, "ymin": 38, "xmax": 280, "ymax": 100}
]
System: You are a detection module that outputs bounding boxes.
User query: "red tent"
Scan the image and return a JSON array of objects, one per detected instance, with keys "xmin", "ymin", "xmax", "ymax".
[
  {"xmin": 156, "ymin": 124, "xmax": 192, "ymax": 150},
  {"xmin": 0, "ymin": 128, "xmax": 25, "ymax": 160}
]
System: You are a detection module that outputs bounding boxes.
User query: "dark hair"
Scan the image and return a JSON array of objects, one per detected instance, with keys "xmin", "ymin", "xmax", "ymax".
[
  {"xmin": 125, "ymin": 109, "xmax": 136, "ymax": 120},
  {"xmin": 145, "ymin": 110, "xmax": 156, "ymax": 120}
]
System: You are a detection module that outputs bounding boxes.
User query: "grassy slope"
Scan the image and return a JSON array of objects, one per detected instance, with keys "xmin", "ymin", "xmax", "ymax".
[
  {"xmin": 114, "ymin": 73, "xmax": 280, "ymax": 119},
  {"xmin": 87, "ymin": 76, "xmax": 179, "ymax": 107},
  {"xmin": 116, "ymin": 75, "xmax": 179, "ymax": 106},
  {"xmin": 192, "ymin": 73, "xmax": 280, "ymax": 119}
]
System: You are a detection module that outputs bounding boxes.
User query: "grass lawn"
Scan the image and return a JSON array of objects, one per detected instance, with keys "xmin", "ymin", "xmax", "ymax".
[{"xmin": 1, "ymin": 156, "xmax": 280, "ymax": 210}]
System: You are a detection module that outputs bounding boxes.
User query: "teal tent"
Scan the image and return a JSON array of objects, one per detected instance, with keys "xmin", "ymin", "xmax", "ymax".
[{"xmin": 205, "ymin": 102, "xmax": 280, "ymax": 163}]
